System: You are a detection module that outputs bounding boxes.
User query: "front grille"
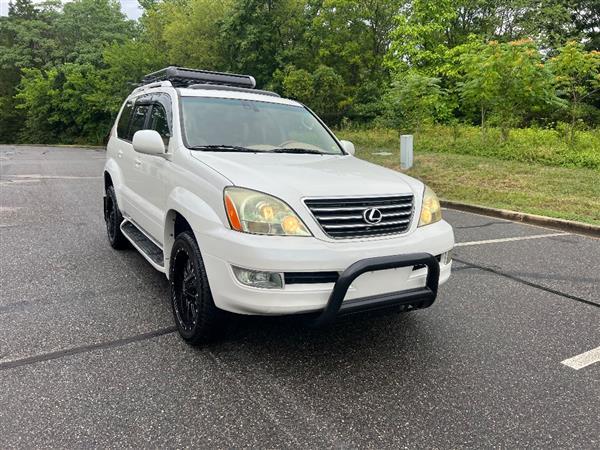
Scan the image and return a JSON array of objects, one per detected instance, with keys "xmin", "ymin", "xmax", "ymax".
[
  {"xmin": 284, "ymin": 272, "xmax": 339, "ymax": 284},
  {"xmin": 304, "ymin": 195, "xmax": 414, "ymax": 239}
]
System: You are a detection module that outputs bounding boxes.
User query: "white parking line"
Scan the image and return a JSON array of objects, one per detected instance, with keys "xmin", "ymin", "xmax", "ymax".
[
  {"xmin": 13, "ymin": 174, "xmax": 102, "ymax": 180},
  {"xmin": 455, "ymin": 233, "xmax": 569, "ymax": 247},
  {"xmin": 561, "ymin": 346, "xmax": 600, "ymax": 370}
]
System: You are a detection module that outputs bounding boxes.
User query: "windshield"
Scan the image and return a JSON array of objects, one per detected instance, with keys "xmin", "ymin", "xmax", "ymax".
[{"xmin": 180, "ymin": 96, "xmax": 343, "ymax": 155}]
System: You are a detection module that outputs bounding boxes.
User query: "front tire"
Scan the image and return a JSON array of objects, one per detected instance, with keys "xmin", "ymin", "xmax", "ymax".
[
  {"xmin": 104, "ymin": 185, "xmax": 129, "ymax": 249},
  {"xmin": 170, "ymin": 231, "xmax": 225, "ymax": 345}
]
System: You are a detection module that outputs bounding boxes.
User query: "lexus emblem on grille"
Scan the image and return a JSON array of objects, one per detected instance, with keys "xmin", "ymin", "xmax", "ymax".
[{"xmin": 363, "ymin": 207, "xmax": 383, "ymax": 224}]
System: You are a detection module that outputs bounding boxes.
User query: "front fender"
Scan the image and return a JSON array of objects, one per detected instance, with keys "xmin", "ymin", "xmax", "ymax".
[{"xmin": 163, "ymin": 186, "xmax": 226, "ymax": 275}]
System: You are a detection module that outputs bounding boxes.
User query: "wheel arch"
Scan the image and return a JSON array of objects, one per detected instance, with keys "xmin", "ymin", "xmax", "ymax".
[
  {"xmin": 163, "ymin": 187, "xmax": 226, "ymax": 276},
  {"xmin": 164, "ymin": 210, "xmax": 191, "ymax": 268},
  {"xmin": 103, "ymin": 159, "xmax": 125, "ymax": 206},
  {"xmin": 104, "ymin": 171, "xmax": 113, "ymax": 190}
]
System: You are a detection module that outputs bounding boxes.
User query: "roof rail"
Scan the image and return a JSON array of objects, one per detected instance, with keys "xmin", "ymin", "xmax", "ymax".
[
  {"xmin": 187, "ymin": 83, "xmax": 280, "ymax": 98},
  {"xmin": 142, "ymin": 66, "xmax": 256, "ymax": 89},
  {"xmin": 131, "ymin": 80, "xmax": 173, "ymax": 95}
]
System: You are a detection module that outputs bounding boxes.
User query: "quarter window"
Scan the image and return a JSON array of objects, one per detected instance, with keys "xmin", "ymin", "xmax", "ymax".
[{"xmin": 116, "ymin": 101, "xmax": 133, "ymax": 139}]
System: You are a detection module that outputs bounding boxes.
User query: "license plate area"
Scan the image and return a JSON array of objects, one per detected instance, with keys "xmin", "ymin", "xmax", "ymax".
[{"xmin": 344, "ymin": 266, "xmax": 415, "ymax": 300}]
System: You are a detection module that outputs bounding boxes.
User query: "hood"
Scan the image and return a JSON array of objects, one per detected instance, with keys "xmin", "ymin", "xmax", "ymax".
[{"xmin": 190, "ymin": 152, "xmax": 422, "ymax": 199}]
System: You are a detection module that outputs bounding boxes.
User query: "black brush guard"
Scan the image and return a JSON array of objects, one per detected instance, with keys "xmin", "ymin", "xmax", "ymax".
[{"xmin": 313, "ymin": 253, "xmax": 440, "ymax": 326}]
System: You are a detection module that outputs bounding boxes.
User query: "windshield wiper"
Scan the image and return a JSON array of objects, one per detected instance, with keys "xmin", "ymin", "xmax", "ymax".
[
  {"xmin": 188, "ymin": 145, "xmax": 267, "ymax": 153},
  {"xmin": 270, "ymin": 147, "xmax": 325, "ymax": 155},
  {"xmin": 189, "ymin": 145, "xmax": 326, "ymax": 155}
]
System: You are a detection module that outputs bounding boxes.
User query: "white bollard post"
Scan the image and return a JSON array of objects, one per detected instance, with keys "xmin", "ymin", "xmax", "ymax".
[{"xmin": 400, "ymin": 134, "xmax": 413, "ymax": 170}]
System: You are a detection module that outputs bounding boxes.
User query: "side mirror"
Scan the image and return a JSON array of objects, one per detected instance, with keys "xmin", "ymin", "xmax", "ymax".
[
  {"xmin": 132, "ymin": 130, "xmax": 165, "ymax": 155},
  {"xmin": 340, "ymin": 140, "xmax": 355, "ymax": 156}
]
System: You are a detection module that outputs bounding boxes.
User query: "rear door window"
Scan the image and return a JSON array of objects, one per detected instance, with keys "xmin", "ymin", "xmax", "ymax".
[
  {"xmin": 149, "ymin": 103, "xmax": 170, "ymax": 144},
  {"xmin": 128, "ymin": 104, "xmax": 151, "ymax": 140}
]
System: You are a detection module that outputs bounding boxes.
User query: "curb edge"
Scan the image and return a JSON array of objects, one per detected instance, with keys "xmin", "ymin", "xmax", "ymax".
[{"xmin": 441, "ymin": 200, "xmax": 600, "ymax": 238}]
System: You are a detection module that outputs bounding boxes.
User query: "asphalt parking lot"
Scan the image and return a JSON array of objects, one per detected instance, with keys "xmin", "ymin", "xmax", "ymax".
[{"xmin": 1, "ymin": 145, "xmax": 598, "ymax": 448}]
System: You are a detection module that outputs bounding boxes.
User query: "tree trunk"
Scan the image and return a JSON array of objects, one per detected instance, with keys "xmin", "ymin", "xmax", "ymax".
[
  {"xmin": 570, "ymin": 104, "xmax": 576, "ymax": 146},
  {"xmin": 481, "ymin": 106, "xmax": 486, "ymax": 135}
]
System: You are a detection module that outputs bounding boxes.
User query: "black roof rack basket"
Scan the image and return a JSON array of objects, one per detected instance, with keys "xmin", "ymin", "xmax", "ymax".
[{"xmin": 142, "ymin": 66, "xmax": 256, "ymax": 89}]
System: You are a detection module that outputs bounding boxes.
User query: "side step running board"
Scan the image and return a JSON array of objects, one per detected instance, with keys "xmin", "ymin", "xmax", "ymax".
[{"xmin": 120, "ymin": 220, "xmax": 165, "ymax": 272}]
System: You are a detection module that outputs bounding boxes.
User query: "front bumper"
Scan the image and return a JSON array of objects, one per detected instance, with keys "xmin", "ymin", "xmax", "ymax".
[{"xmin": 198, "ymin": 219, "xmax": 454, "ymax": 316}]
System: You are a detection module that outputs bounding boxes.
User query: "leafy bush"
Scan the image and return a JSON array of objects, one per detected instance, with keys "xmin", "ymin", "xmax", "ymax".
[
  {"xmin": 381, "ymin": 72, "xmax": 445, "ymax": 134},
  {"xmin": 16, "ymin": 64, "xmax": 114, "ymax": 144},
  {"xmin": 337, "ymin": 125, "xmax": 600, "ymax": 170}
]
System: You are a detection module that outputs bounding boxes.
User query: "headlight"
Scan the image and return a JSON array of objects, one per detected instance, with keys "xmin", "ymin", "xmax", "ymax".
[
  {"xmin": 418, "ymin": 185, "xmax": 442, "ymax": 226},
  {"xmin": 224, "ymin": 187, "xmax": 311, "ymax": 236}
]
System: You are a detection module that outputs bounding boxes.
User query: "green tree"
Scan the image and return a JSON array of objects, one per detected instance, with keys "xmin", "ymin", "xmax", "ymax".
[
  {"xmin": 386, "ymin": 0, "xmax": 459, "ymax": 75},
  {"xmin": 310, "ymin": 65, "xmax": 347, "ymax": 123},
  {"xmin": 54, "ymin": 0, "xmax": 135, "ymax": 65},
  {"xmin": 16, "ymin": 64, "xmax": 111, "ymax": 143},
  {"xmin": 514, "ymin": 0, "xmax": 600, "ymax": 51},
  {"xmin": 385, "ymin": 0, "xmax": 496, "ymax": 126},
  {"xmin": 280, "ymin": 65, "xmax": 346, "ymax": 124},
  {"xmin": 313, "ymin": 0, "xmax": 404, "ymax": 84},
  {"xmin": 309, "ymin": 0, "xmax": 405, "ymax": 123},
  {"xmin": 3, "ymin": 0, "xmax": 599, "ymax": 145},
  {"xmin": 281, "ymin": 67, "xmax": 314, "ymax": 105},
  {"xmin": 382, "ymin": 72, "xmax": 444, "ymax": 134},
  {"xmin": 220, "ymin": 0, "xmax": 309, "ymax": 87},
  {"xmin": 98, "ymin": 40, "xmax": 168, "ymax": 113},
  {"xmin": 0, "ymin": 0, "xmax": 59, "ymax": 141},
  {"xmin": 549, "ymin": 41, "xmax": 600, "ymax": 143},
  {"xmin": 6, "ymin": 0, "xmax": 139, "ymax": 143},
  {"xmin": 459, "ymin": 39, "xmax": 560, "ymax": 140},
  {"xmin": 144, "ymin": 0, "xmax": 232, "ymax": 69}
]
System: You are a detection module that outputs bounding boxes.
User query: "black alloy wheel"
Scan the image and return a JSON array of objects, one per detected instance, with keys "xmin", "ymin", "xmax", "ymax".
[
  {"xmin": 172, "ymin": 247, "xmax": 200, "ymax": 333},
  {"xmin": 169, "ymin": 231, "xmax": 225, "ymax": 345},
  {"xmin": 105, "ymin": 185, "xmax": 128, "ymax": 249}
]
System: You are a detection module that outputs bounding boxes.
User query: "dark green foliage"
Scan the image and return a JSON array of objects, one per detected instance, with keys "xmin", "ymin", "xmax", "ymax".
[
  {"xmin": 219, "ymin": 0, "xmax": 309, "ymax": 87},
  {"xmin": 0, "ymin": 0, "xmax": 598, "ymax": 145},
  {"xmin": 17, "ymin": 64, "xmax": 115, "ymax": 144},
  {"xmin": 0, "ymin": 0, "xmax": 135, "ymax": 143}
]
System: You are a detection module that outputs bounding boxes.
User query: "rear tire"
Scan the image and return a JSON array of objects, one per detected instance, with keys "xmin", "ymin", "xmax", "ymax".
[
  {"xmin": 104, "ymin": 185, "xmax": 129, "ymax": 249},
  {"xmin": 170, "ymin": 231, "xmax": 226, "ymax": 345}
]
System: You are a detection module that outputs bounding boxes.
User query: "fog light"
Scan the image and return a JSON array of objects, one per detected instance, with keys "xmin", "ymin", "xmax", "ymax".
[
  {"xmin": 441, "ymin": 250, "xmax": 453, "ymax": 265},
  {"xmin": 232, "ymin": 266, "xmax": 283, "ymax": 289}
]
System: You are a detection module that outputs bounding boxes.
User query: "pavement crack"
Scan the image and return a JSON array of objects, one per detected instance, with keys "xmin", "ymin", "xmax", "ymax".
[
  {"xmin": 455, "ymin": 221, "xmax": 510, "ymax": 229},
  {"xmin": 0, "ymin": 326, "xmax": 176, "ymax": 371},
  {"xmin": 453, "ymin": 257, "xmax": 600, "ymax": 309},
  {"xmin": 451, "ymin": 265, "xmax": 480, "ymax": 272}
]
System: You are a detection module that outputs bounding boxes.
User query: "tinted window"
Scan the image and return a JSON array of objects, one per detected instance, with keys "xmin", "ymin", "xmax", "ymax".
[
  {"xmin": 116, "ymin": 101, "xmax": 133, "ymax": 139},
  {"xmin": 129, "ymin": 105, "xmax": 150, "ymax": 140},
  {"xmin": 149, "ymin": 104, "xmax": 170, "ymax": 143}
]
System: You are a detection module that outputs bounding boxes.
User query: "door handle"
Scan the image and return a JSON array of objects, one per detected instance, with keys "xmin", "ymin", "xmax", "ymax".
[
  {"xmin": 117, "ymin": 150, "xmax": 123, "ymax": 158},
  {"xmin": 134, "ymin": 158, "xmax": 142, "ymax": 168}
]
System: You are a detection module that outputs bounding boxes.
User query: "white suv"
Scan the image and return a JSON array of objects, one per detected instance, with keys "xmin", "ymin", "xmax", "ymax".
[{"xmin": 103, "ymin": 67, "xmax": 454, "ymax": 345}]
